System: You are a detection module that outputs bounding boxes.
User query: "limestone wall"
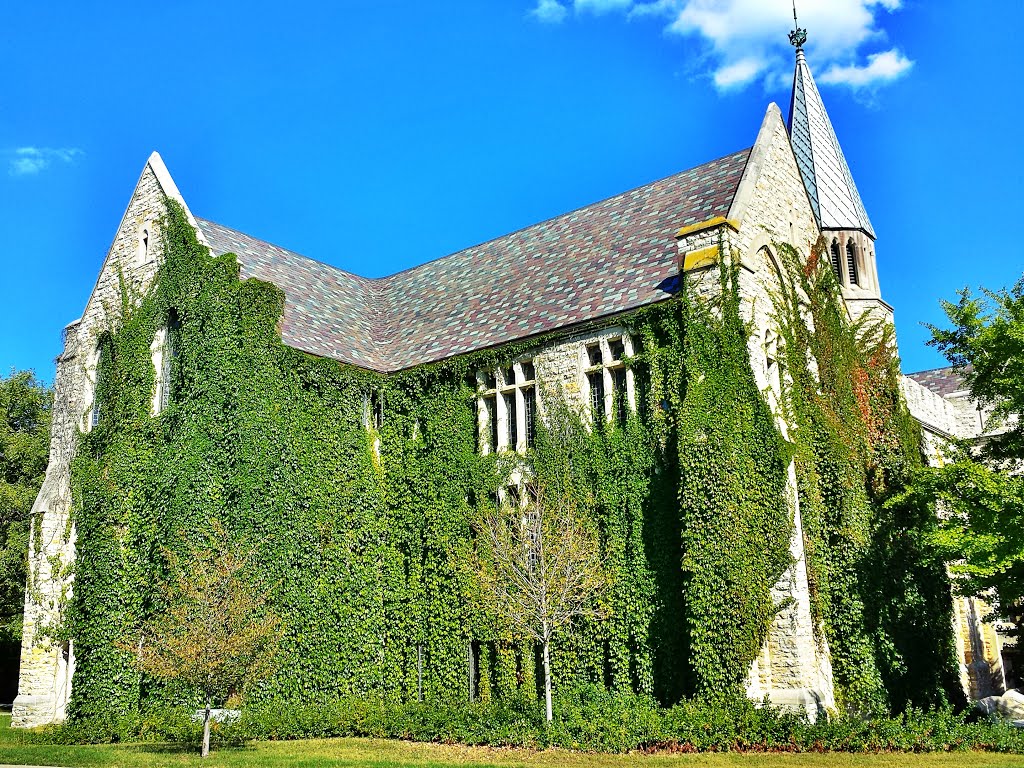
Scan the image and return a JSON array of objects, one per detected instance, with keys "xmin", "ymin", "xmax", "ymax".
[
  {"xmin": 899, "ymin": 375, "xmax": 1012, "ymax": 701},
  {"xmin": 901, "ymin": 376, "xmax": 958, "ymax": 439},
  {"xmin": 675, "ymin": 105, "xmax": 835, "ymax": 717},
  {"xmin": 13, "ymin": 161, "xmax": 170, "ymax": 727},
  {"xmin": 731, "ymin": 104, "xmax": 834, "ymax": 717}
]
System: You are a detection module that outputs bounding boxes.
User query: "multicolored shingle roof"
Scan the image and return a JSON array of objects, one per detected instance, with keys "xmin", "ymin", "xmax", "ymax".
[
  {"xmin": 197, "ymin": 148, "xmax": 751, "ymax": 371},
  {"xmin": 907, "ymin": 366, "xmax": 971, "ymax": 397}
]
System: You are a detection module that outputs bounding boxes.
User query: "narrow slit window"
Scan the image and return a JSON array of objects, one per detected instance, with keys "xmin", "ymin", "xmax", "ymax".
[
  {"xmin": 485, "ymin": 395, "xmax": 497, "ymax": 453},
  {"xmin": 525, "ymin": 506, "xmax": 541, "ymax": 574},
  {"xmin": 846, "ymin": 240, "xmax": 859, "ymax": 286},
  {"xmin": 157, "ymin": 311, "xmax": 181, "ymax": 414},
  {"xmin": 612, "ymin": 367, "xmax": 628, "ymax": 427},
  {"xmin": 504, "ymin": 391, "xmax": 518, "ymax": 450},
  {"xmin": 90, "ymin": 346, "xmax": 103, "ymax": 429},
  {"xmin": 372, "ymin": 393, "xmax": 384, "ymax": 430},
  {"xmin": 159, "ymin": 340, "xmax": 172, "ymax": 413},
  {"xmin": 609, "ymin": 338, "xmax": 625, "ymax": 362},
  {"xmin": 136, "ymin": 227, "xmax": 151, "ymax": 268},
  {"xmin": 524, "ymin": 386, "xmax": 537, "ymax": 448},
  {"xmin": 588, "ymin": 371, "xmax": 605, "ymax": 425}
]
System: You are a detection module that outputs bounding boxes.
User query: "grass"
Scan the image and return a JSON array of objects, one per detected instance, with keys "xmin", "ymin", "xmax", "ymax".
[{"xmin": 1, "ymin": 716, "xmax": 1023, "ymax": 768}]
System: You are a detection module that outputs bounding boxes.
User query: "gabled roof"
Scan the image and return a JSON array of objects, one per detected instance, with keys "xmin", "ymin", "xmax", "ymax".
[
  {"xmin": 198, "ymin": 220, "xmax": 390, "ymax": 370},
  {"xmin": 197, "ymin": 148, "xmax": 751, "ymax": 372},
  {"xmin": 788, "ymin": 48, "xmax": 875, "ymax": 238},
  {"xmin": 907, "ymin": 366, "xmax": 971, "ymax": 398}
]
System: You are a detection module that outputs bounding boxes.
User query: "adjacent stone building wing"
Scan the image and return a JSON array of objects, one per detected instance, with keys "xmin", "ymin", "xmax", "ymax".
[
  {"xmin": 196, "ymin": 149, "xmax": 751, "ymax": 372},
  {"xmin": 908, "ymin": 365, "xmax": 973, "ymax": 398}
]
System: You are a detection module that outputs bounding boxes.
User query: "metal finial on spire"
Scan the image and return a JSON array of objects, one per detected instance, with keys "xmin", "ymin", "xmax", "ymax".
[{"xmin": 788, "ymin": 0, "xmax": 807, "ymax": 49}]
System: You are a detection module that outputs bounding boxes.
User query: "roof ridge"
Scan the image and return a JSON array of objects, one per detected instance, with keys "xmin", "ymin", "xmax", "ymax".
[
  {"xmin": 195, "ymin": 217, "xmax": 376, "ymax": 285},
  {"xmin": 907, "ymin": 364, "xmax": 969, "ymax": 376},
  {"xmin": 198, "ymin": 148, "xmax": 751, "ymax": 288},
  {"xmin": 379, "ymin": 148, "xmax": 752, "ymax": 284}
]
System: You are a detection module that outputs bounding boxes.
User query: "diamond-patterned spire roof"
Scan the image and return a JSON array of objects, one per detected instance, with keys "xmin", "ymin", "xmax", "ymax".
[{"xmin": 788, "ymin": 47, "xmax": 875, "ymax": 238}]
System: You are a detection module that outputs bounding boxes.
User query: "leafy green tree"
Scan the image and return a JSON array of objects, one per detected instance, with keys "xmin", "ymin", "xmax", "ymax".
[
  {"xmin": 929, "ymin": 276, "xmax": 1024, "ymax": 463},
  {"xmin": 912, "ymin": 275, "xmax": 1024, "ymax": 636},
  {"xmin": 125, "ymin": 522, "xmax": 282, "ymax": 757},
  {"xmin": 0, "ymin": 370, "xmax": 52, "ymax": 643},
  {"xmin": 912, "ymin": 463, "xmax": 1024, "ymax": 629}
]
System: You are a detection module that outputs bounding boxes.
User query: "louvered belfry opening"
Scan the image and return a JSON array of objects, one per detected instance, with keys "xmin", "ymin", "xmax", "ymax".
[
  {"xmin": 846, "ymin": 239, "xmax": 859, "ymax": 286},
  {"xmin": 829, "ymin": 239, "xmax": 843, "ymax": 284}
]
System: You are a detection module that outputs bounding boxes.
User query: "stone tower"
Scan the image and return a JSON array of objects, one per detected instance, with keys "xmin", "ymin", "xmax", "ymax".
[{"xmin": 787, "ymin": 15, "xmax": 891, "ymax": 321}]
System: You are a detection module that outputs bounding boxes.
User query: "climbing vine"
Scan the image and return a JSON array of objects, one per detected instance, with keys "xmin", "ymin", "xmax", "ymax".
[
  {"xmin": 772, "ymin": 238, "xmax": 964, "ymax": 714},
  {"xmin": 64, "ymin": 198, "xmax": 959, "ymax": 721}
]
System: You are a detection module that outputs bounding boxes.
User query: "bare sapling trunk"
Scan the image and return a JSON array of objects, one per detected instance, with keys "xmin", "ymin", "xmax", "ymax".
[
  {"xmin": 542, "ymin": 633, "xmax": 553, "ymax": 723},
  {"xmin": 202, "ymin": 697, "xmax": 212, "ymax": 758}
]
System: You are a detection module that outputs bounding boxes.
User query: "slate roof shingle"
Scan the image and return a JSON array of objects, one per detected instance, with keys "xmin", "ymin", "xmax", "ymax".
[
  {"xmin": 907, "ymin": 366, "xmax": 971, "ymax": 398},
  {"xmin": 197, "ymin": 148, "xmax": 751, "ymax": 372}
]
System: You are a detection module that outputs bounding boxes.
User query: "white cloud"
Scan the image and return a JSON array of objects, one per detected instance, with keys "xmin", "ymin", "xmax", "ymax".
[
  {"xmin": 714, "ymin": 56, "xmax": 765, "ymax": 89},
  {"xmin": 8, "ymin": 147, "xmax": 83, "ymax": 177},
  {"xmin": 657, "ymin": 0, "xmax": 910, "ymax": 91},
  {"xmin": 530, "ymin": 0, "xmax": 912, "ymax": 92},
  {"xmin": 819, "ymin": 48, "xmax": 913, "ymax": 88},
  {"xmin": 531, "ymin": 0, "xmax": 568, "ymax": 23}
]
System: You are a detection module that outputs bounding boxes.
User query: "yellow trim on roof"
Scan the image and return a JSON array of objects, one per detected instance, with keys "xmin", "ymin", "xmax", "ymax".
[
  {"xmin": 681, "ymin": 246, "xmax": 719, "ymax": 272},
  {"xmin": 675, "ymin": 216, "xmax": 740, "ymax": 239}
]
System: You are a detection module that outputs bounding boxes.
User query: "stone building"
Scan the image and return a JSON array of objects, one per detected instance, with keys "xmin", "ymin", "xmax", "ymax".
[
  {"xmin": 13, "ymin": 30, "xmax": 968, "ymax": 726},
  {"xmin": 902, "ymin": 366, "xmax": 1018, "ymax": 700}
]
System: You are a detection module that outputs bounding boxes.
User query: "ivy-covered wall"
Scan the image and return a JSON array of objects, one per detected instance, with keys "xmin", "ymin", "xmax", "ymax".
[
  {"xmin": 773, "ymin": 240, "xmax": 965, "ymax": 715},
  {"xmin": 64, "ymin": 198, "xmax": 960, "ymax": 719}
]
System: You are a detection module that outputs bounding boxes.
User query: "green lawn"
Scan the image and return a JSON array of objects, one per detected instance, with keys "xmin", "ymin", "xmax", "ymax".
[{"xmin": 2, "ymin": 716, "xmax": 1023, "ymax": 768}]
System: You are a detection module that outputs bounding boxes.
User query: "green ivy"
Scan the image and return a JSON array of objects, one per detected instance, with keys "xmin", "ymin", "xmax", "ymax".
[
  {"xmin": 63, "ymin": 199, "xmax": 958, "ymax": 721},
  {"xmin": 772, "ymin": 239, "xmax": 964, "ymax": 715}
]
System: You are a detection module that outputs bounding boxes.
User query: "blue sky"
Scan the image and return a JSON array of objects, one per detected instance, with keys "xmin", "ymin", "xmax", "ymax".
[{"xmin": 2, "ymin": 0, "xmax": 1021, "ymax": 382}]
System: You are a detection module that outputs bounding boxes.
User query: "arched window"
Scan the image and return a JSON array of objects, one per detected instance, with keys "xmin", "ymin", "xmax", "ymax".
[
  {"xmin": 765, "ymin": 327, "xmax": 781, "ymax": 398},
  {"xmin": 154, "ymin": 309, "xmax": 181, "ymax": 414},
  {"xmin": 846, "ymin": 239, "xmax": 860, "ymax": 286},
  {"xmin": 89, "ymin": 340, "xmax": 107, "ymax": 429},
  {"xmin": 90, "ymin": 354, "xmax": 101, "ymax": 428},
  {"xmin": 829, "ymin": 239, "xmax": 843, "ymax": 283},
  {"xmin": 135, "ymin": 227, "xmax": 151, "ymax": 268}
]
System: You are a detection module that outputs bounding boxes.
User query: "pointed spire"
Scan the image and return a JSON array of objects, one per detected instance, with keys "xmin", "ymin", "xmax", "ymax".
[{"xmin": 787, "ymin": 9, "xmax": 875, "ymax": 238}]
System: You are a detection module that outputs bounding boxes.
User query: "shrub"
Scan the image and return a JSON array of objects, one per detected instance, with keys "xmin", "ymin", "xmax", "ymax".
[{"xmin": 26, "ymin": 689, "xmax": 1024, "ymax": 754}]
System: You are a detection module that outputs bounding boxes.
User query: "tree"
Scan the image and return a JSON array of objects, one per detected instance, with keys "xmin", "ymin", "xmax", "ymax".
[
  {"xmin": 929, "ymin": 276, "xmax": 1024, "ymax": 463},
  {"xmin": 912, "ymin": 462, "xmax": 1024, "ymax": 633},
  {"xmin": 911, "ymin": 274, "xmax": 1024, "ymax": 637},
  {"xmin": 471, "ymin": 485, "xmax": 608, "ymax": 722},
  {"xmin": 0, "ymin": 370, "xmax": 52, "ymax": 642},
  {"xmin": 126, "ymin": 523, "xmax": 282, "ymax": 757}
]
